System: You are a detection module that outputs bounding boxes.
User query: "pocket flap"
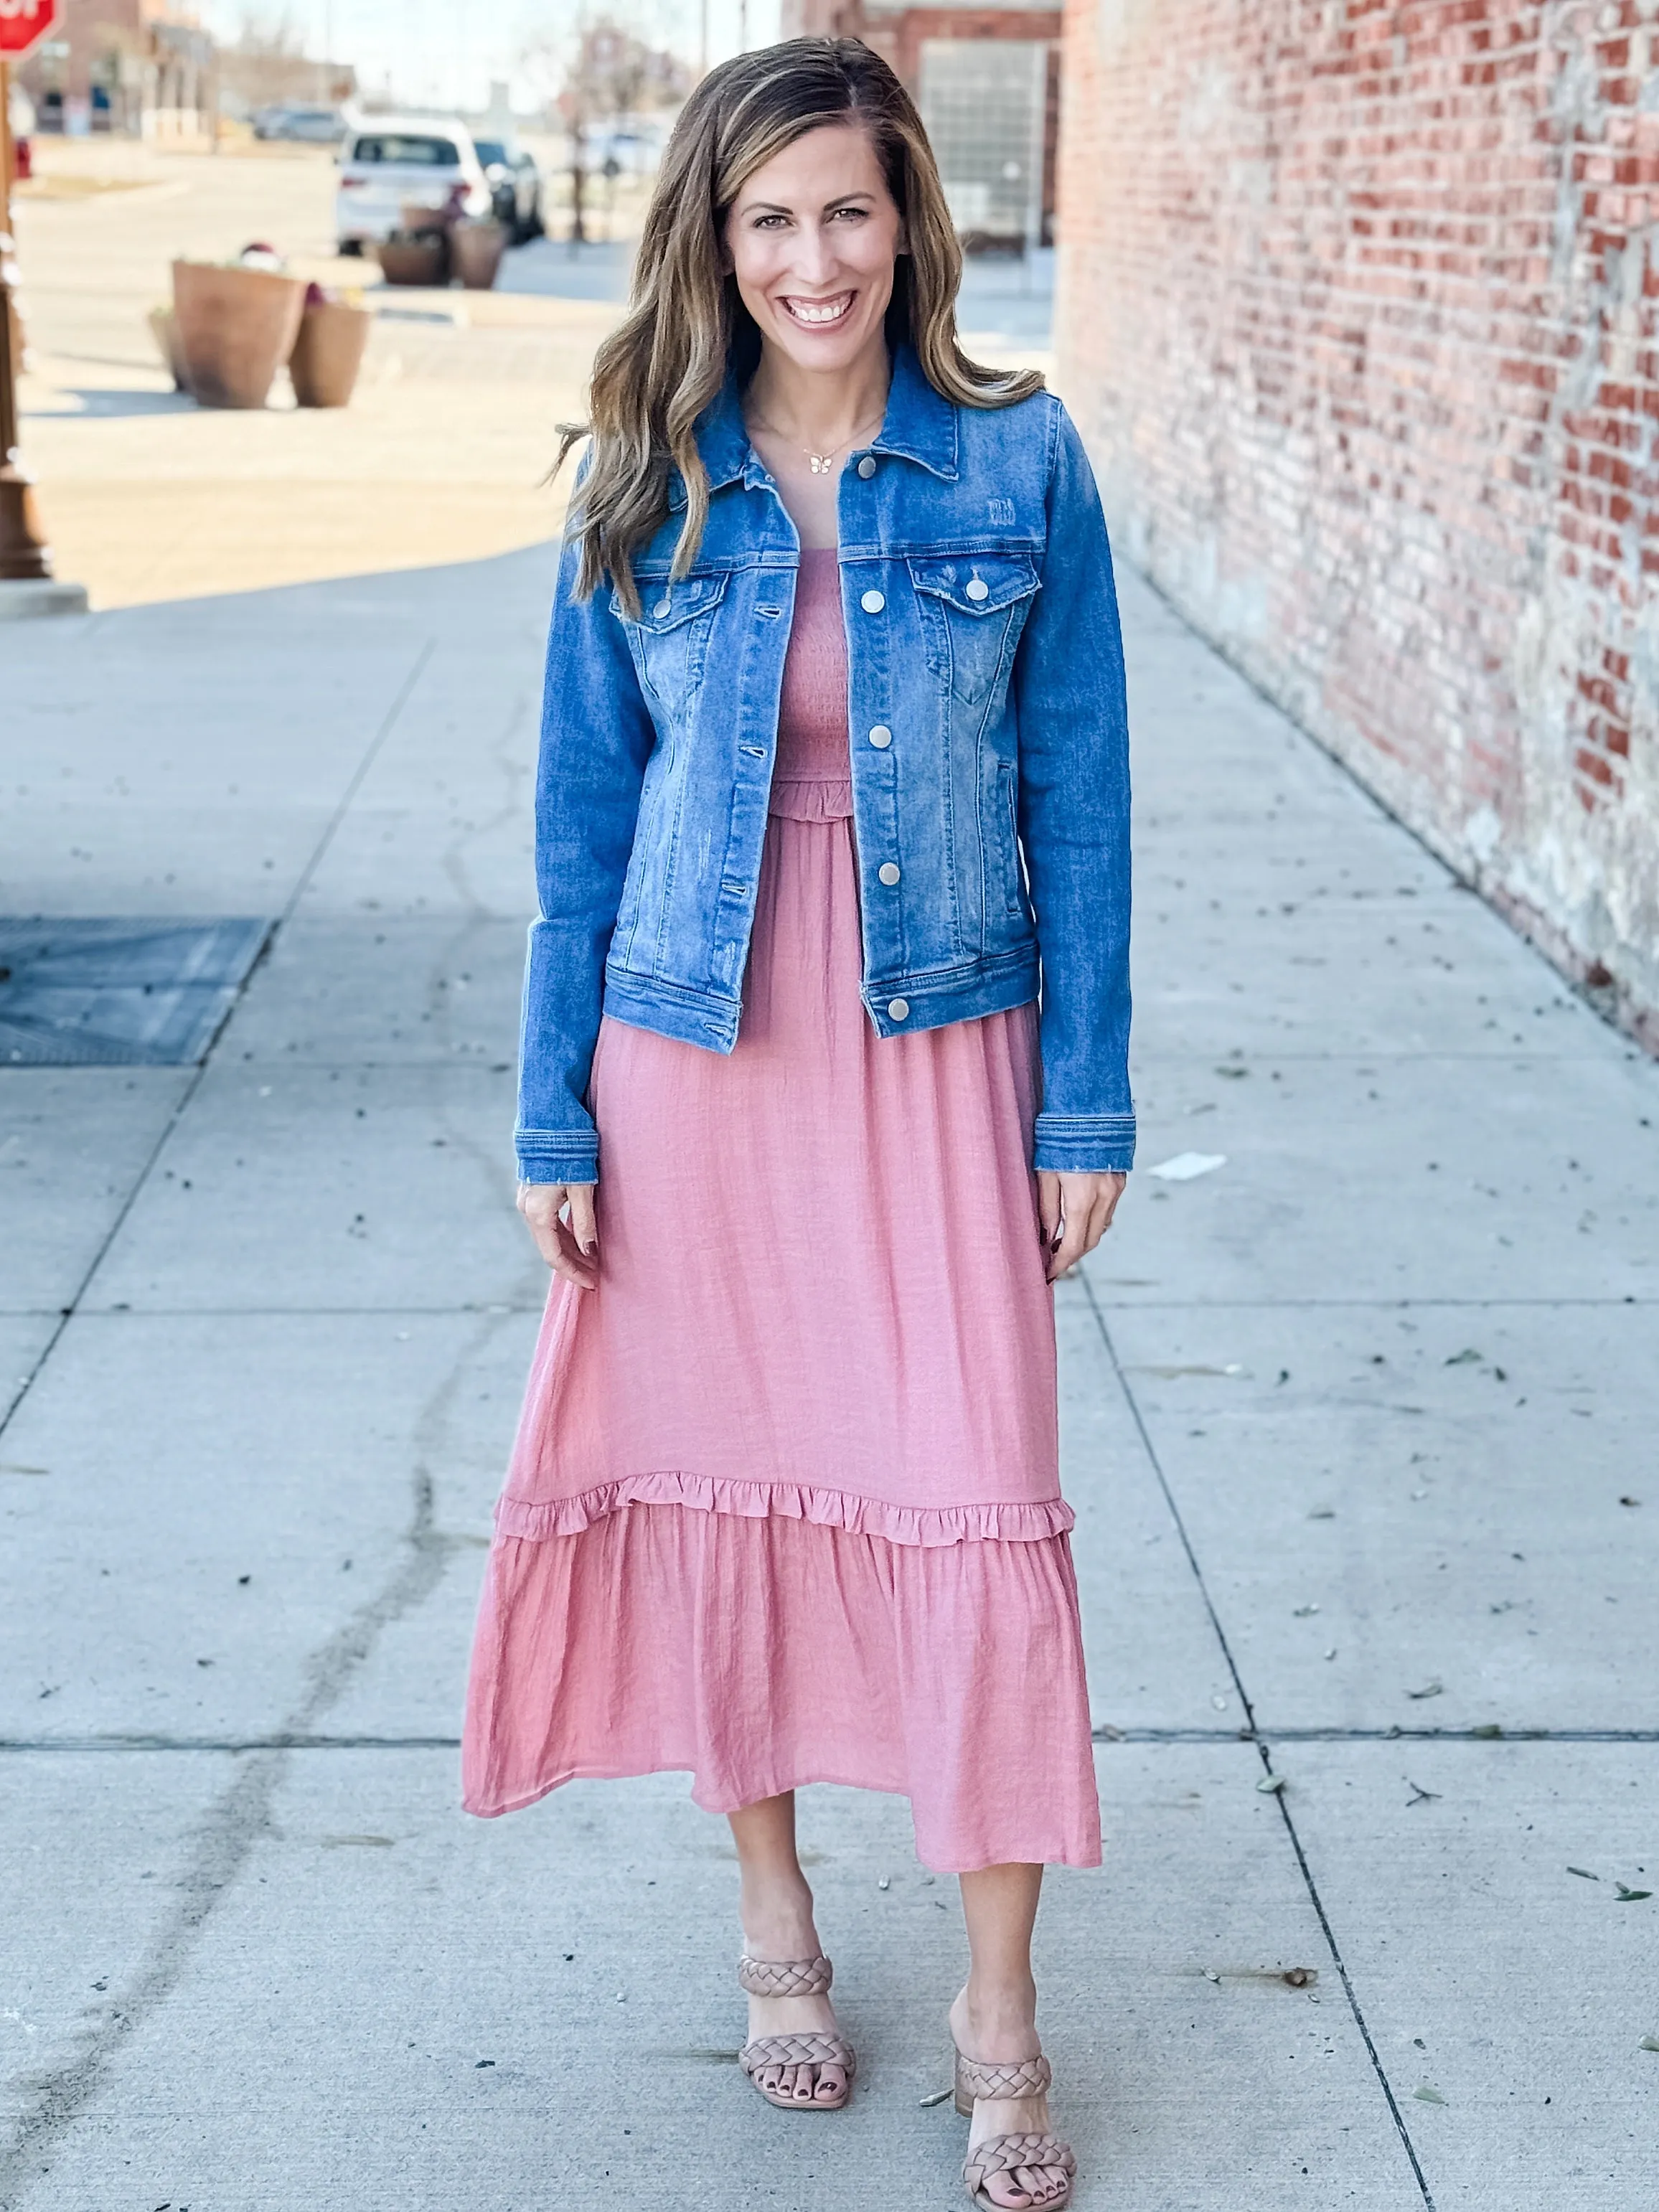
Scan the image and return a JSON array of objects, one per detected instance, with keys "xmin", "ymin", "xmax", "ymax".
[
  {"xmin": 611, "ymin": 570, "xmax": 730, "ymax": 632},
  {"xmin": 907, "ymin": 555, "xmax": 1039, "ymax": 615}
]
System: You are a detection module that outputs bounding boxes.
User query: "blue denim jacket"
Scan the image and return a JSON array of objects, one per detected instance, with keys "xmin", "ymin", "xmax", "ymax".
[{"xmin": 516, "ymin": 346, "xmax": 1134, "ymax": 1185}]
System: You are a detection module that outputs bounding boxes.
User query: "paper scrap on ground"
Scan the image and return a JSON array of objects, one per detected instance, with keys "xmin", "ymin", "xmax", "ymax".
[{"xmin": 1148, "ymin": 1152, "xmax": 1228, "ymax": 1182}]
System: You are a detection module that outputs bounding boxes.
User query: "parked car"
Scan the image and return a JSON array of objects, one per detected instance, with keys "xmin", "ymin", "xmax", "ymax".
[
  {"xmin": 470, "ymin": 136, "xmax": 543, "ymax": 243},
  {"xmin": 334, "ymin": 119, "xmax": 492, "ymax": 253},
  {"xmin": 254, "ymin": 103, "xmax": 348, "ymax": 145}
]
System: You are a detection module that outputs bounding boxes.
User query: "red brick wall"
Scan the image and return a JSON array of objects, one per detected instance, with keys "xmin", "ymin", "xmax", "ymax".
[{"xmin": 1056, "ymin": 0, "xmax": 1659, "ymax": 1047}]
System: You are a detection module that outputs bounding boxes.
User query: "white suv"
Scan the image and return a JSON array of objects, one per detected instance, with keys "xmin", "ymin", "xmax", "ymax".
[{"xmin": 336, "ymin": 118, "xmax": 492, "ymax": 252}]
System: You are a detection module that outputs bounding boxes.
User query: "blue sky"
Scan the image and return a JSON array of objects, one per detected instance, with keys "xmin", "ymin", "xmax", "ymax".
[{"xmin": 202, "ymin": 1, "xmax": 784, "ymax": 113}]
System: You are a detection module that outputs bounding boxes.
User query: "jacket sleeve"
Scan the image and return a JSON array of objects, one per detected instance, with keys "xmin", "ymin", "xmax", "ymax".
[
  {"xmin": 1012, "ymin": 401, "xmax": 1136, "ymax": 1175},
  {"xmin": 514, "ymin": 531, "xmax": 656, "ymax": 1185}
]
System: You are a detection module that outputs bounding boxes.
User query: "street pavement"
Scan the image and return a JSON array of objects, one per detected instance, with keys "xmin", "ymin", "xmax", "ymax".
[
  {"xmin": 3, "ymin": 508, "xmax": 1656, "ymax": 2210},
  {"xmin": 11, "ymin": 141, "xmax": 612, "ymax": 609}
]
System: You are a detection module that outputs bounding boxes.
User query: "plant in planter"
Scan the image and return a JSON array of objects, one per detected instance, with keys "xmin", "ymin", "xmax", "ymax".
[
  {"xmin": 375, "ymin": 195, "xmax": 462, "ymax": 287},
  {"xmin": 171, "ymin": 246, "xmax": 306, "ymax": 409},
  {"xmin": 288, "ymin": 282, "xmax": 372, "ymax": 408},
  {"xmin": 450, "ymin": 217, "xmax": 507, "ymax": 291},
  {"xmin": 374, "ymin": 227, "xmax": 449, "ymax": 287}
]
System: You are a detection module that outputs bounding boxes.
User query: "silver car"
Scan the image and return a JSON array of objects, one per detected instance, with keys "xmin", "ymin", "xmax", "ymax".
[
  {"xmin": 335, "ymin": 118, "xmax": 492, "ymax": 252},
  {"xmin": 255, "ymin": 104, "xmax": 347, "ymax": 144},
  {"xmin": 471, "ymin": 135, "xmax": 544, "ymax": 243}
]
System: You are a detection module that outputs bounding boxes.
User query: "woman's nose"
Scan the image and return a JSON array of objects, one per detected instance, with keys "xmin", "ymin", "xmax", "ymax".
[{"xmin": 790, "ymin": 222, "xmax": 839, "ymax": 286}]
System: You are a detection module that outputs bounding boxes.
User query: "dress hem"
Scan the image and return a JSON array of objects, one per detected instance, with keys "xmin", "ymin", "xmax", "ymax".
[
  {"xmin": 494, "ymin": 1472, "xmax": 1076, "ymax": 1548},
  {"xmin": 461, "ymin": 1758, "xmax": 1103, "ymax": 1873}
]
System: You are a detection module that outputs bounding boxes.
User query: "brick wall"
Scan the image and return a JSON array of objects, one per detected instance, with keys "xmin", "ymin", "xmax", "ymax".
[{"xmin": 1056, "ymin": 0, "xmax": 1659, "ymax": 1048}]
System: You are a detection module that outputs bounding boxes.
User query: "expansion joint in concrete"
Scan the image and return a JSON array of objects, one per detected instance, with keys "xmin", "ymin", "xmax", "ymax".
[{"xmin": 1080, "ymin": 1271, "xmax": 1440, "ymax": 2212}]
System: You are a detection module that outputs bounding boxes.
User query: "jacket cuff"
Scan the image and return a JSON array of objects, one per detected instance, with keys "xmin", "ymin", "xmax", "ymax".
[
  {"xmin": 514, "ymin": 1129, "xmax": 599, "ymax": 1186},
  {"xmin": 1033, "ymin": 1111, "xmax": 1136, "ymax": 1175}
]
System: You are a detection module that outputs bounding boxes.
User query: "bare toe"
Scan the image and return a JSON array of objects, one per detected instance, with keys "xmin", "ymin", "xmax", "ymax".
[{"xmin": 815, "ymin": 2063, "xmax": 846, "ymax": 2104}]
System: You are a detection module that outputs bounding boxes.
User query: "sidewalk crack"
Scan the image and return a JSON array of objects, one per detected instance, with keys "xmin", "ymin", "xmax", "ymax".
[
  {"xmin": 0, "ymin": 1306, "xmax": 509, "ymax": 2205},
  {"xmin": 1081, "ymin": 1270, "xmax": 1437, "ymax": 2211}
]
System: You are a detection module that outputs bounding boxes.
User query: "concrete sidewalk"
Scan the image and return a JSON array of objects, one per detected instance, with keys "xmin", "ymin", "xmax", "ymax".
[{"xmin": 1, "ymin": 545, "xmax": 1656, "ymax": 2211}]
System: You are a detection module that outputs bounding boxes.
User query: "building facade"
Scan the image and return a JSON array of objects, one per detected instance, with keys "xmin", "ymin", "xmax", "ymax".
[
  {"xmin": 1056, "ymin": 0, "xmax": 1659, "ymax": 1048},
  {"xmin": 19, "ymin": 1, "xmax": 214, "ymax": 140},
  {"xmin": 785, "ymin": 0, "xmax": 1062, "ymax": 248}
]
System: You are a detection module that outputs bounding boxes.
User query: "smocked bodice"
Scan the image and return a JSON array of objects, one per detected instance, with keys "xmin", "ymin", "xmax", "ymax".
[{"xmin": 769, "ymin": 548, "xmax": 852, "ymax": 822}]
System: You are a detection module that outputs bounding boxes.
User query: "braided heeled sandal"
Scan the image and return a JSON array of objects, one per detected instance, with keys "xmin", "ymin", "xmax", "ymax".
[
  {"xmin": 737, "ymin": 1954, "xmax": 856, "ymax": 2110},
  {"xmin": 954, "ymin": 2049, "xmax": 1076, "ymax": 2211}
]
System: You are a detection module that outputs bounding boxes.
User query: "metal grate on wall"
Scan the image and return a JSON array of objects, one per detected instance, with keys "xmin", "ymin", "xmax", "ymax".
[
  {"xmin": 0, "ymin": 918, "xmax": 272, "ymax": 1068},
  {"xmin": 919, "ymin": 39, "xmax": 1049, "ymax": 252}
]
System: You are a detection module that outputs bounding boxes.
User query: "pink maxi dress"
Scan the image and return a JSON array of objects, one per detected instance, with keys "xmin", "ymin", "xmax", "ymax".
[{"xmin": 463, "ymin": 548, "xmax": 1101, "ymax": 1872}]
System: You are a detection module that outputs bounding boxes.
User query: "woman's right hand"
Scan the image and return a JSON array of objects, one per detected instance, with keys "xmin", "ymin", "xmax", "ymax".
[{"xmin": 517, "ymin": 1182, "xmax": 599, "ymax": 1290}]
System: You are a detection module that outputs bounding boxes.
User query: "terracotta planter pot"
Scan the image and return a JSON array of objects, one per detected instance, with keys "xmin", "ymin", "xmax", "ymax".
[
  {"xmin": 450, "ymin": 219, "xmax": 507, "ymax": 291},
  {"xmin": 171, "ymin": 261, "xmax": 306, "ymax": 410},
  {"xmin": 147, "ymin": 305, "xmax": 190, "ymax": 392},
  {"xmin": 288, "ymin": 301, "xmax": 371, "ymax": 408},
  {"xmin": 375, "ymin": 234, "xmax": 448, "ymax": 287}
]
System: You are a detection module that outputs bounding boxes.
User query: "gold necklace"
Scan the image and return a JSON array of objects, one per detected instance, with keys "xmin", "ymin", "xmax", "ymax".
[{"xmin": 748, "ymin": 405, "xmax": 886, "ymax": 476}]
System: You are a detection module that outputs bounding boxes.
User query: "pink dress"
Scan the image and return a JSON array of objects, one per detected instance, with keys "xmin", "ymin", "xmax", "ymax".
[{"xmin": 463, "ymin": 549, "xmax": 1101, "ymax": 1872}]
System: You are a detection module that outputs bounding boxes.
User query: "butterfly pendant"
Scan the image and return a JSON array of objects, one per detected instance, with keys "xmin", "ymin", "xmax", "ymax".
[{"xmin": 808, "ymin": 453, "xmax": 834, "ymax": 474}]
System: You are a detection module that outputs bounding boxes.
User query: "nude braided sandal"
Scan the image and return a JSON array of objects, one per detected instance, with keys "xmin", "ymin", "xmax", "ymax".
[
  {"xmin": 954, "ymin": 2049, "xmax": 1076, "ymax": 2210},
  {"xmin": 737, "ymin": 1954, "xmax": 856, "ymax": 2111}
]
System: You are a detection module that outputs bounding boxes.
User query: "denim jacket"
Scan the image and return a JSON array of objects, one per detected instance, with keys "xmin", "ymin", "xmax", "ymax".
[{"xmin": 516, "ymin": 345, "xmax": 1134, "ymax": 1185}]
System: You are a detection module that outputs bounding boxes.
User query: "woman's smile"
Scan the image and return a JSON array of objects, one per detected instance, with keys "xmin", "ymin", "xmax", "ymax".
[{"xmin": 779, "ymin": 290, "xmax": 857, "ymax": 327}]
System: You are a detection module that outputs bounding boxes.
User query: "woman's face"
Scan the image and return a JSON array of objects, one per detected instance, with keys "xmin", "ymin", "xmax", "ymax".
[{"xmin": 724, "ymin": 122, "xmax": 903, "ymax": 376}]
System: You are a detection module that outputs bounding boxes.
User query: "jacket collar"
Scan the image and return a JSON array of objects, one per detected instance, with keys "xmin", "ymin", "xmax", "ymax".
[{"xmin": 684, "ymin": 342, "xmax": 960, "ymax": 504}]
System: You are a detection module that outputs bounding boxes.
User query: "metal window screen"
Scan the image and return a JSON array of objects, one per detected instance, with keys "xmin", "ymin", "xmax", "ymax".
[{"xmin": 919, "ymin": 40, "xmax": 1048, "ymax": 250}]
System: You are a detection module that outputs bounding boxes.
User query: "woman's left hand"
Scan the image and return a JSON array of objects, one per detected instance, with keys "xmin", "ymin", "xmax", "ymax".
[{"xmin": 1037, "ymin": 1170, "xmax": 1127, "ymax": 1283}]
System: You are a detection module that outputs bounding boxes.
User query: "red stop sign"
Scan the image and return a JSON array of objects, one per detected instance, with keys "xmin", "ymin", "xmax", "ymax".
[{"xmin": 0, "ymin": 0, "xmax": 59, "ymax": 62}]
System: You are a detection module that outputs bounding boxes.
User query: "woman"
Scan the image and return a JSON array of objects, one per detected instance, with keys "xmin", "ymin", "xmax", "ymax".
[{"xmin": 464, "ymin": 38, "xmax": 1132, "ymax": 2211}]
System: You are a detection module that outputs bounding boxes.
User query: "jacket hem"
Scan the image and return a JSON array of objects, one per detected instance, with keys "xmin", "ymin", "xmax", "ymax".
[
  {"xmin": 601, "ymin": 947, "xmax": 1041, "ymax": 1055},
  {"xmin": 863, "ymin": 945, "xmax": 1040, "ymax": 1039}
]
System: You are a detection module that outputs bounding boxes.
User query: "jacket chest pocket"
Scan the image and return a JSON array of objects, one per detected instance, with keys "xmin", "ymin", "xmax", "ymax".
[
  {"xmin": 611, "ymin": 572, "xmax": 730, "ymax": 717},
  {"xmin": 908, "ymin": 555, "xmax": 1039, "ymax": 705}
]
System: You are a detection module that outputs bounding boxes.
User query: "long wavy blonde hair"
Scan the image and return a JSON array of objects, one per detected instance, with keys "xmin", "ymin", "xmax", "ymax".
[{"xmin": 558, "ymin": 36, "xmax": 1043, "ymax": 614}]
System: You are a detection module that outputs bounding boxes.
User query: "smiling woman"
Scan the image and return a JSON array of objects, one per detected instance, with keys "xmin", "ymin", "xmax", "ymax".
[
  {"xmin": 464, "ymin": 39, "xmax": 1134, "ymax": 2212},
  {"xmin": 554, "ymin": 36, "xmax": 1040, "ymax": 613}
]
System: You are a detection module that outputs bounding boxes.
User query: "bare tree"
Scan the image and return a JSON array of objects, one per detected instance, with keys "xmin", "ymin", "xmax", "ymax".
[{"xmin": 520, "ymin": 9, "xmax": 688, "ymax": 247}]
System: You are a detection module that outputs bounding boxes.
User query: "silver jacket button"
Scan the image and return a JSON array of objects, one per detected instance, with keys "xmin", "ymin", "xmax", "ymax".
[
  {"xmin": 860, "ymin": 588, "xmax": 885, "ymax": 614},
  {"xmin": 857, "ymin": 456, "xmax": 877, "ymax": 479},
  {"xmin": 868, "ymin": 724, "xmax": 893, "ymax": 748},
  {"xmin": 965, "ymin": 577, "xmax": 990, "ymax": 602},
  {"xmin": 886, "ymin": 997, "xmax": 910, "ymax": 1022},
  {"xmin": 653, "ymin": 596, "xmax": 672, "ymax": 617},
  {"xmin": 878, "ymin": 862, "xmax": 901, "ymax": 886}
]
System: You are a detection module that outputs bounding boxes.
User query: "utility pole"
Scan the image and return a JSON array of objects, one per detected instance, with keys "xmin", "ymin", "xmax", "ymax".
[{"xmin": 0, "ymin": 54, "xmax": 87, "ymax": 614}]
